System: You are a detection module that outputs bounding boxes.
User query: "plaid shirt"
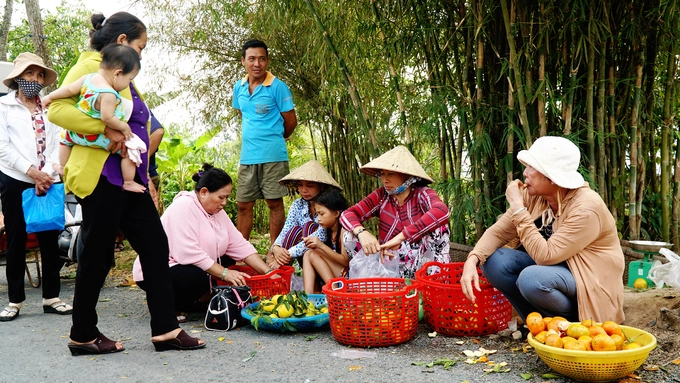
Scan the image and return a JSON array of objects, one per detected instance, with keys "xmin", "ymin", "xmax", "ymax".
[{"xmin": 340, "ymin": 186, "xmax": 450, "ymax": 243}]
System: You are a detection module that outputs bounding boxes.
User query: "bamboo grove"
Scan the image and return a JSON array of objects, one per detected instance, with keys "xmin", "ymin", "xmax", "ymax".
[{"xmin": 143, "ymin": 0, "xmax": 680, "ymax": 248}]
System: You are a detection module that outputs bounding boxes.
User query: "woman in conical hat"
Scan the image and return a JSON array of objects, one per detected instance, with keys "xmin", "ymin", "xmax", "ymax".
[
  {"xmin": 339, "ymin": 146, "xmax": 451, "ymax": 279},
  {"xmin": 267, "ymin": 160, "xmax": 342, "ymax": 270}
]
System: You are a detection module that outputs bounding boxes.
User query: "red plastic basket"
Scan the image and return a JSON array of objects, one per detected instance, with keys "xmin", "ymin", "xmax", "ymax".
[
  {"xmin": 322, "ymin": 277, "xmax": 420, "ymax": 347},
  {"xmin": 224, "ymin": 265, "xmax": 293, "ymax": 301},
  {"xmin": 415, "ymin": 261, "xmax": 511, "ymax": 336}
]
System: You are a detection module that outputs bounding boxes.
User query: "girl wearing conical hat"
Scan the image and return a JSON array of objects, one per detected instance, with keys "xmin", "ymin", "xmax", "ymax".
[
  {"xmin": 267, "ymin": 160, "xmax": 342, "ymax": 270},
  {"xmin": 340, "ymin": 146, "xmax": 451, "ymax": 279}
]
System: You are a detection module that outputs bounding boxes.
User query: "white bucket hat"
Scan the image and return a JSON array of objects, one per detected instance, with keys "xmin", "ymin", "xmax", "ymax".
[
  {"xmin": 279, "ymin": 160, "xmax": 342, "ymax": 190},
  {"xmin": 517, "ymin": 136, "xmax": 585, "ymax": 189},
  {"xmin": 360, "ymin": 145, "xmax": 433, "ymax": 183}
]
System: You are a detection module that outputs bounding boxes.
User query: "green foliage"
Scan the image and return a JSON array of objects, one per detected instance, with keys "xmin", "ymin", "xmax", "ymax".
[{"xmin": 6, "ymin": 1, "xmax": 91, "ymax": 76}]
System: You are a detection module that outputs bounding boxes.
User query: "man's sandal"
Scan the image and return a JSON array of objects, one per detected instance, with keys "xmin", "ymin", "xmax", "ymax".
[
  {"xmin": 0, "ymin": 304, "xmax": 21, "ymax": 322},
  {"xmin": 43, "ymin": 299, "xmax": 73, "ymax": 315}
]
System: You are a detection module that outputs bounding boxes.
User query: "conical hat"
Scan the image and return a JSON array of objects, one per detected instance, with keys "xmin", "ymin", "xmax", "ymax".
[
  {"xmin": 360, "ymin": 145, "xmax": 433, "ymax": 183},
  {"xmin": 279, "ymin": 160, "xmax": 342, "ymax": 190}
]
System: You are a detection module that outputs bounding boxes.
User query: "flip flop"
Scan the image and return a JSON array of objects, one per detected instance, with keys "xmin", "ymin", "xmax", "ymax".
[
  {"xmin": 0, "ymin": 305, "xmax": 20, "ymax": 322},
  {"xmin": 43, "ymin": 300, "xmax": 73, "ymax": 315},
  {"xmin": 152, "ymin": 329, "xmax": 205, "ymax": 352},
  {"xmin": 68, "ymin": 334, "xmax": 125, "ymax": 356}
]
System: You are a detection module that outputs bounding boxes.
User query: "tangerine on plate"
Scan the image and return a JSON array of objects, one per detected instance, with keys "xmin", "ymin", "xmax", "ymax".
[
  {"xmin": 581, "ymin": 319, "xmax": 596, "ymax": 327},
  {"xmin": 591, "ymin": 333, "xmax": 616, "ymax": 351},
  {"xmin": 601, "ymin": 321, "xmax": 623, "ymax": 337},
  {"xmin": 526, "ymin": 312, "xmax": 546, "ymax": 335}
]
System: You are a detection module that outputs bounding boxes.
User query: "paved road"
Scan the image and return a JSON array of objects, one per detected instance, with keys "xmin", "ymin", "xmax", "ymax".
[{"xmin": 0, "ymin": 267, "xmax": 675, "ymax": 383}]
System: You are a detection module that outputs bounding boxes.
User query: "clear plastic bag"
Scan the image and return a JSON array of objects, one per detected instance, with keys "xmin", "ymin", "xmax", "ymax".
[
  {"xmin": 348, "ymin": 252, "xmax": 400, "ymax": 279},
  {"xmin": 648, "ymin": 248, "xmax": 680, "ymax": 289}
]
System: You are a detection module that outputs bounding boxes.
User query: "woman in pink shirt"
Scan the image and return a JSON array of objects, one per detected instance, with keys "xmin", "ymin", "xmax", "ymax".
[{"xmin": 133, "ymin": 164, "xmax": 272, "ymax": 315}]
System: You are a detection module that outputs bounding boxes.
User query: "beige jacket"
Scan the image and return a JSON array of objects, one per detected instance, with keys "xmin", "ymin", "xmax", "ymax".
[{"xmin": 468, "ymin": 184, "xmax": 625, "ymax": 323}]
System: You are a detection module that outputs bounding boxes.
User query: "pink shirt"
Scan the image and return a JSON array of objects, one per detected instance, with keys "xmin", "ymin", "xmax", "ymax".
[{"xmin": 133, "ymin": 191, "xmax": 256, "ymax": 281}]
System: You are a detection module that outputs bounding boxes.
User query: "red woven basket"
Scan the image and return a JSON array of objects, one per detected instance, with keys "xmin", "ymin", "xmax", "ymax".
[
  {"xmin": 224, "ymin": 265, "xmax": 293, "ymax": 301},
  {"xmin": 415, "ymin": 261, "xmax": 511, "ymax": 336},
  {"xmin": 322, "ymin": 277, "xmax": 420, "ymax": 347}
]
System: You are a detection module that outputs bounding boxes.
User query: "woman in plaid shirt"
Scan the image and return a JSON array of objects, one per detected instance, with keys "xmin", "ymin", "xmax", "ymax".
[{"xmin": 340, "ymin": 146, "xmax": 450, "ymax": 279}]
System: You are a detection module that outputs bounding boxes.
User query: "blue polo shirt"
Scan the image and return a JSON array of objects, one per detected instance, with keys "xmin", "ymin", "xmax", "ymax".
[{"xmin": 232, "ymin": 71, "xmax": 295, "ymax": 165}]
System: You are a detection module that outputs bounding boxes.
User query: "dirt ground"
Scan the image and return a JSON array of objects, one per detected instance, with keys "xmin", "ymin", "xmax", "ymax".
[{"xmin": 620, "ymin": 286, "xmax": 680, "ymax": 367}]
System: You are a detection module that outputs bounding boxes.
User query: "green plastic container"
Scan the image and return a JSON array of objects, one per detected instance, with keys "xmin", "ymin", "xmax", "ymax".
[{"xmin": 627, "ymin": 257, "xmax": 655, "ymax": 288}]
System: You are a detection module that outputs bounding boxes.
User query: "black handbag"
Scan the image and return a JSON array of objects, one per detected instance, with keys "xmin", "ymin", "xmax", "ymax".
[{"xmin": 204, "ymin": 285, "xmax": 253, "ymax": 331}]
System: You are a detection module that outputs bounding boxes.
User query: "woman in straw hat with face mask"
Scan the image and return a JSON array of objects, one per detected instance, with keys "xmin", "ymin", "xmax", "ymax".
[
  {"xmin": 340, "ymin": 146, "xmax": 451, "ymax": 279},
  {"xmin": 267, "ymin": 160, "xmax": 342, "ymax": 270},
  {"xmin": 0, "ymin": 53, "xmax": 73, "ymax": 321},
  {"xmin": 460, "ymin": 136, "xmax": 624, "ymax": 325}
]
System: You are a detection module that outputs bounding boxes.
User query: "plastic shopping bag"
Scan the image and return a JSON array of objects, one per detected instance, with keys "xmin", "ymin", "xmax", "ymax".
[
  {"xmin": 22, "ymin": 183, "xmax": 65, "ymax": 233},
  {"xmin": 348, "ymin": 252, "xmax": 400, "ymax": 279},
  {"xmin": 648, "ymin": 248, "xmax": 680, "ymax": 289}
]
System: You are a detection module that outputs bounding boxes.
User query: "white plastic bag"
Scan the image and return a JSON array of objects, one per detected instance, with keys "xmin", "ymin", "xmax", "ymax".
[
  {"xmin": 348, "ymin": 253, "xmax": 400, "ymax": 279},
  {"xmin": 648, "ymin": 248, "xmax": 680, "ymax": 289}
]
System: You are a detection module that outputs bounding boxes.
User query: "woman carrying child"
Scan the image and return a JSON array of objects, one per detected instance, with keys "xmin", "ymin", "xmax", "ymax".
[
  {"xmin": 42, "ymin": 43, "xmax": 147, "ymax": 193},
  {"xmin": 301, "ymin": 188, "xmax": 349, "ymax": 293},
  {"xmin": 267, "ymin": 160, "xmax": 342, "ymax": 270}
]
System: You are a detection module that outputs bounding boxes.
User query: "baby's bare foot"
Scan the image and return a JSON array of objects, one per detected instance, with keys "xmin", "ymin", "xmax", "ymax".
[{"xmin": 123, "ymin": 181, "xmax": 147, "ymax": 193}]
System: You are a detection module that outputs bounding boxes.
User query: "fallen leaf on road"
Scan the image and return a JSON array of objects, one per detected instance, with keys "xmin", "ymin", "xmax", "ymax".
[
  {"xmin": 643, "ymin": 364, "xmax": 659, "ymax": 371},
  {"xmin": 218, "ymin": 337, "xmax": 225, "ymax": 342},
  {"xmin": 671, "ymin": 358, "xmax": 680, "ymax": 365},
  {"xmin": 349, "ymin": 366, "xmax": 361, "ymax": 371}
]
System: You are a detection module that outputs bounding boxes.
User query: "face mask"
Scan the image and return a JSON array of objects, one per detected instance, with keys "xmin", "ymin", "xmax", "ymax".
[
  {"xmin": 15, "ymin": 77, "xmax": 44, "ymax": 99},
  {"xmin": 386, "ymin": 176, "xmax": 420, "ymax": 196}
]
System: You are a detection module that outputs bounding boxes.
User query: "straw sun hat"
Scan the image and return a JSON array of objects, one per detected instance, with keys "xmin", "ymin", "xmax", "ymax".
[
  {"xmin": 360, "ymin": 145, "xmax": 433, "ymax": 183},
  {"xmin": 516, "ymin": 136, "xmax": 585, "ymax": 189},
  {"xmin": 279, "ymin": 160, "xmax": 342, "ymax": 190},
  {"xmin": 2, "ymin": 52, "xmax": 57, "ymax": 89}
]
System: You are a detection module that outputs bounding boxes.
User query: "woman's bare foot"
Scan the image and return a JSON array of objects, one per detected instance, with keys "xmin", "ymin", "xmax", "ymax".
[
  {"xmin": 123, "ymin": 181, "xmax": 147, "ymax": 193},
  {"xmin": 151, "ymin": 328, "xmax": 205, "ymax": 346}
]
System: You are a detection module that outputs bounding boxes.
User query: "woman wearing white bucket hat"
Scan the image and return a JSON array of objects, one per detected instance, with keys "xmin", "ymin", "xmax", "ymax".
[
  {"xmin": 340, "ymin": 146, "xmax": 451, "ymax": 279},
  {"xmin": 460, "ymin": 136, "xmax": 624, "ymax": 325},
  {"xmin": 0, "ymin": 52, "xmax": 73, "ymax": 321},
  {"xmin": 267, "ymin": 160, "xmax": 342, "ymax": 270}
]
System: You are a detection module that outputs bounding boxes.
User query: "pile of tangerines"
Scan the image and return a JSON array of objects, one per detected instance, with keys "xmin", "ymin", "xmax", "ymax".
[{"xmin": 526, "ymin": 312, "xmax": 643, "ymax": 351}]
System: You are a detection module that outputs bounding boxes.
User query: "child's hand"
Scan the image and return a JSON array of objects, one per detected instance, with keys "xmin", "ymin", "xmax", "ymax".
[
  {"xmin": 121, "ymin": 125, "xmax": 133, "ymax": 141},
  {"xmin": 303, "ymin": 236, "xmax": 322, "ymax": 249}
]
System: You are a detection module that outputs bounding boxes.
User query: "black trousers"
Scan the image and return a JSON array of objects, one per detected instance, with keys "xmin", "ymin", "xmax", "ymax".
[
  {"xmin": 0, "ymin": 171, "xmax": 63, "ymax": 303},
  {"xmin": 69, "ymin": 176, "xmax": 178, "ymax": 342},
  {"xmin": 139, "ymin": 256, "xmax": 236, "ymax": 313}
]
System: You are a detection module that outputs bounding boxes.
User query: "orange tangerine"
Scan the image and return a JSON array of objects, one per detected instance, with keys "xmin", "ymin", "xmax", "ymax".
[
  {"xmin": 610, "ymin": 334, "xmax": 625, "ymax": 350},
  {"xmin": 564, "ymin": 340, "xmax": 587, "ymax": 351},
  {"xmin": 526, "ymin": 312, "xmax": 546, "ymax": 335},
  {"xmin": 581, "ymin": 319, "xmax": 596, "ymax": 327},
  {"xmin": 588, "ymin": 325, "xmax": 607, "ymax": 337},
  {"xmin": 567, "ymin": 323, "xmax": 590, "ymax": 339},
  {"xmin": 601, "ymin": 321, "xmax": 623, "ymax": 337},
  {"xmin": 561, "ymin": 336, "xmax": 578, "ymax": 347},
  {"xmin": 578, "ymin": 335, "xmax": 593, "ymax": 350},
  {"xmin": 534, "ymin": 330, "xmax": 549, "ymax": 344},
  {"xmin": 592, "ymin": 334, "xmax": 616, "ymax": 351},
  {"xmin": 623, "ymin": 342, "xmax": 643, "ymax": 350},
  {"xmin": 545, "ymin": 333, "xmax": 563, "ymax": 349},
  {"xmin": 547, "ymin": 316, "xmax": 569, "ymax": 332},
  {"xmin": 543, "ymin": 317, "xmax": 553, "ymax": 326}
]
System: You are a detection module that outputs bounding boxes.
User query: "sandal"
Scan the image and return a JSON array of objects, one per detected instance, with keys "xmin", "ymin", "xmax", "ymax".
[
  {"xmin": 43, "ymin": 299, "xmax": 73, "ymax": 315},
  {"xmin": 68, "ymin": 333, "xmax": 125, "ymax": 356},
  {"xmin": 152, "ymin": 329, "xmax": 206, "ymax": 352},
  {"xmin": 0, "ymin": 304, "xmax": 20, "ymax": 322}
]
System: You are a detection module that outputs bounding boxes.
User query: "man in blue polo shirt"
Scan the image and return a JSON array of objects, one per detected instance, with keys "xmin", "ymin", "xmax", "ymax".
[{"xmin": 233, "ymin": 39, "xmax": 297, "ymax": 242}]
